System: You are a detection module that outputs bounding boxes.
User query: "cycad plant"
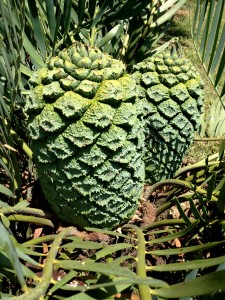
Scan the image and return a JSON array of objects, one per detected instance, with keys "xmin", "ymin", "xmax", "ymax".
[
  {"xmin": 24, "ymin": 0, "xmax": 206, "ymax": 229},
  {"xmin": 0, "ymin": 0, "xmax": 225, "ymax": 299}
]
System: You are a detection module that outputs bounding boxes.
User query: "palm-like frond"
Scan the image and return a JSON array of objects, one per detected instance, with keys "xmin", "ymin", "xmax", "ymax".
[
  {"xmin": 192, "ymin": 0, "xmax": 225, "ymax": 137},
  {"xmin": 21, "ymin": 0, "xmax": 188, "ymax": 68},
  {"xmin": 0, "ymin": 0, "xmax": 26, "ymax": 199}
]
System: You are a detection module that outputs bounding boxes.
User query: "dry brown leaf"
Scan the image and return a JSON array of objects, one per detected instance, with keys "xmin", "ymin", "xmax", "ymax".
[
  {"xmin": 43, "ymin": 242, "xmax": 49, "ymax": 254},
  {"xmin": 174, "ymin": 238, "xmax": 181, "ymax": 248},
  {"xmin": 33, "ymin": 227, "xmax": 43, "ymax": 239},
  {"xmin": 2, "ymin": 144, "xmax": 17, "ymax": 152},
  {"xmin": 131, "ymin": 293, "xmax": 140, "ymax": 300}
]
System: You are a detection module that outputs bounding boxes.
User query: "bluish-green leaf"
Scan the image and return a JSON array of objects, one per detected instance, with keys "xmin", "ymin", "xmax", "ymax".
[{"xmin": 0, "ymin": 221, "xmax": 26, "ymax": 288}]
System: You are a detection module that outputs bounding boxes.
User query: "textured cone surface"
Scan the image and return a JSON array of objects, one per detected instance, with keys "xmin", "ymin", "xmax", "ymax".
[
  {"xmin": 131, "ymin": 51, "xmax": 204, "ymax": 183},
  {"xmin": 26, "ymin": 43, "xmax": 145, "ymax": 229}
]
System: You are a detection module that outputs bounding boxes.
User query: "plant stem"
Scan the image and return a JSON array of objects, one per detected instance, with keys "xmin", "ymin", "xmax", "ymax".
[
  {"xmin": 175, "ymin": 160, "xmax": 223, "ymax": 177},
  {"xmin": 146, "ymin": 178, "xmax": 218, "ymax": 201},
  {"xmin": 124, "ymin": 224, "xmax": 152, "ymax": 300},
  {"xmin": 15, "ymin": 228, "xmax": 74, "ymax": 300}
]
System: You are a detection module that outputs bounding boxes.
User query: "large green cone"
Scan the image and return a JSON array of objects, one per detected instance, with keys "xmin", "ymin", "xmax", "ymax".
[
  {"xmin": 26, "ymin": 43, "xmax": 145, "ymax": 229},
  {"xmin": 131, "ymin": 51, "xmax": 204, "ymax": 183}
]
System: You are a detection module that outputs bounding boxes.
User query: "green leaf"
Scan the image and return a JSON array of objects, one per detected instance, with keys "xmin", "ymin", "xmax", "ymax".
[
  {"xmin": 88, "ymin": 243, "xmax": 133, "ymax": 262},
  {"xmin": 217, "ymin": 180, "xmax": 225, "ymax": 213},
  {"xmin": 210, "ymin": 24, "xmax": 225, "ymax": 78},
  {"xmin": 58, "ymin": 260, "xmax": 137, "ymax": 279},
  {"xmin": 62, "ymin": 278, "xmax": 132, "ymax": 295},
  {"xmin": 0, "ymin": 292, "xmax": 15, "ymax": 299},
  {"xmin": 0, "ymin": 155, "xmax": 13, "ymax": 181},
  {"xmin": 148, "ymin": 221, "xmax": 198, "ymax": 244},
  {"xmin": 62, "ymin": 239, "xmax": 103, "ymax": 251},
  {"xmin": 1, "ymin": 214, "xmax": 10, "ymax": 228},
  {"xmin": 151, "ymin": 0, "xmax": 188, "ymax": 28},
  {"xmin": 13, "ymin": 200, "xmax": 30, "ymax": 209},
  {"xmin": 205, "ymin": 0, "xmax": 224, "ymax": 71},
  {"xmin": 58, "ymin": 257, "xmax": 169, "ymax": 289},
  {"xmin": 173, "ymin": 197, "xmax": 192, "ymax": 225},
  {"xmin": 63, "ymin": 0, "xmax": 72, "ymax": 37},
  {"xmin": 214, "ymin": 46, "xmax": 225, "ymax": 88},
  {"xmin": 48, "ymin": 270, "xmax": 78, "ymax": 295},
  {"xmin": 0, "ymin": 1, "xmax": 18, "ymax": 67},
  {"xmin": 88, "ymin": 0, "xmax": 109, "ymax": 28},
  {"xmin": 61, "ymin": 277, "xmax": 168, "ymax": 292},
  {"xmin": 0, "ymin": 200, "xmax": 10, "ymax": 207},
  {"xmin": 17, "ymin": 245, "xmax": 46, "ymax": 257},
  {"xmin": 0, "ymin": 91, "xmax": 11, "ymax": 121},
  {"xmin": 214, "ymin": 176, "xmax": 225, "ymax": 193},
  {"xmin": 155, "ymin": 269, "xmax": 225, "ymax": 298},
  {"xmin": 97, "ymin": 24, "xmax": 121, "ymax": 48},
  {"xmin": 64, "ymin": 292, "xmax": 103, "ymax": 300},
  {"xmin": 192, "ymin": 0, "xmax": 225, "ymax": 137},
  {"xmin": 0, "ymin": 221, "xmax": 27, "ymax": 288},
  {"xmin": 27, "ymin": 0, "xmax": 47, "ymax": 58},
  {"xmin": 199, "ymin": 0, "xmax": 214, "ymax": 62},
  {"xmin": 45, "ymin": 0, "xmax": 57, "ymax": 42},
  {"xmin": 20, "ymin": 63, "xmax": 33, "ymax": 77},
  {"xmin": 103, "ymin": 0, "xmax": 151, "ymax": 24},
  {"xmin": 22, "ymin": 234, "xmax": 58, "ymax": 246},
  {"xmin": 148, "ymin": 254, "xmax": 225, "ymax": 272},
  {"xmin": 111, "ymin": 255, "xmax": 135, "ymax": 266},
  {"xmin": 207, "ymin": 173, "xmax": 216, "ymax": 200},
  {"xmin": 88, "ymin": 0, "xmax": 97, "ymax": 19},
  {"xmin": 16, "ymin": 245, "xmax": 42, "ymax": 267},
  {"xmin": 99, "ymin": 276, "xmax": 132, "ymax": 297},
  {"xmin": 23, "ymin": 34, "xmax": 46, "ymax": 68},
  {"xmin": 207, "ymin": 98, "xmax": 225, "ymax": 137},
  {"xmin": 0, "ymin": 184, "xmax": 15, "ymax": 198},
  {"xmin": 218, "ymin": 139, "xmax": 225, "ymax": 160},
  {"xmin": 85, "ymin": 227, "xmax": 136, "ymax": 239},
  {"xmin": 147, "ymin": 241, "xmax": 225, "ymax": 256},
  {"xmin": 77, "ymin": 0, "xmax": 86, "ymax": 26}
]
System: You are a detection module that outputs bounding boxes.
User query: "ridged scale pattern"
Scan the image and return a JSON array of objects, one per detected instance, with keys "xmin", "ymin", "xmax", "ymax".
[
  {"xmin": 26, "ymin": 44, "xmax": 145, "ymax": 229},
  {"xmin": 131, "ymin": 51, "xmax": 204, "ymax": 183}
]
